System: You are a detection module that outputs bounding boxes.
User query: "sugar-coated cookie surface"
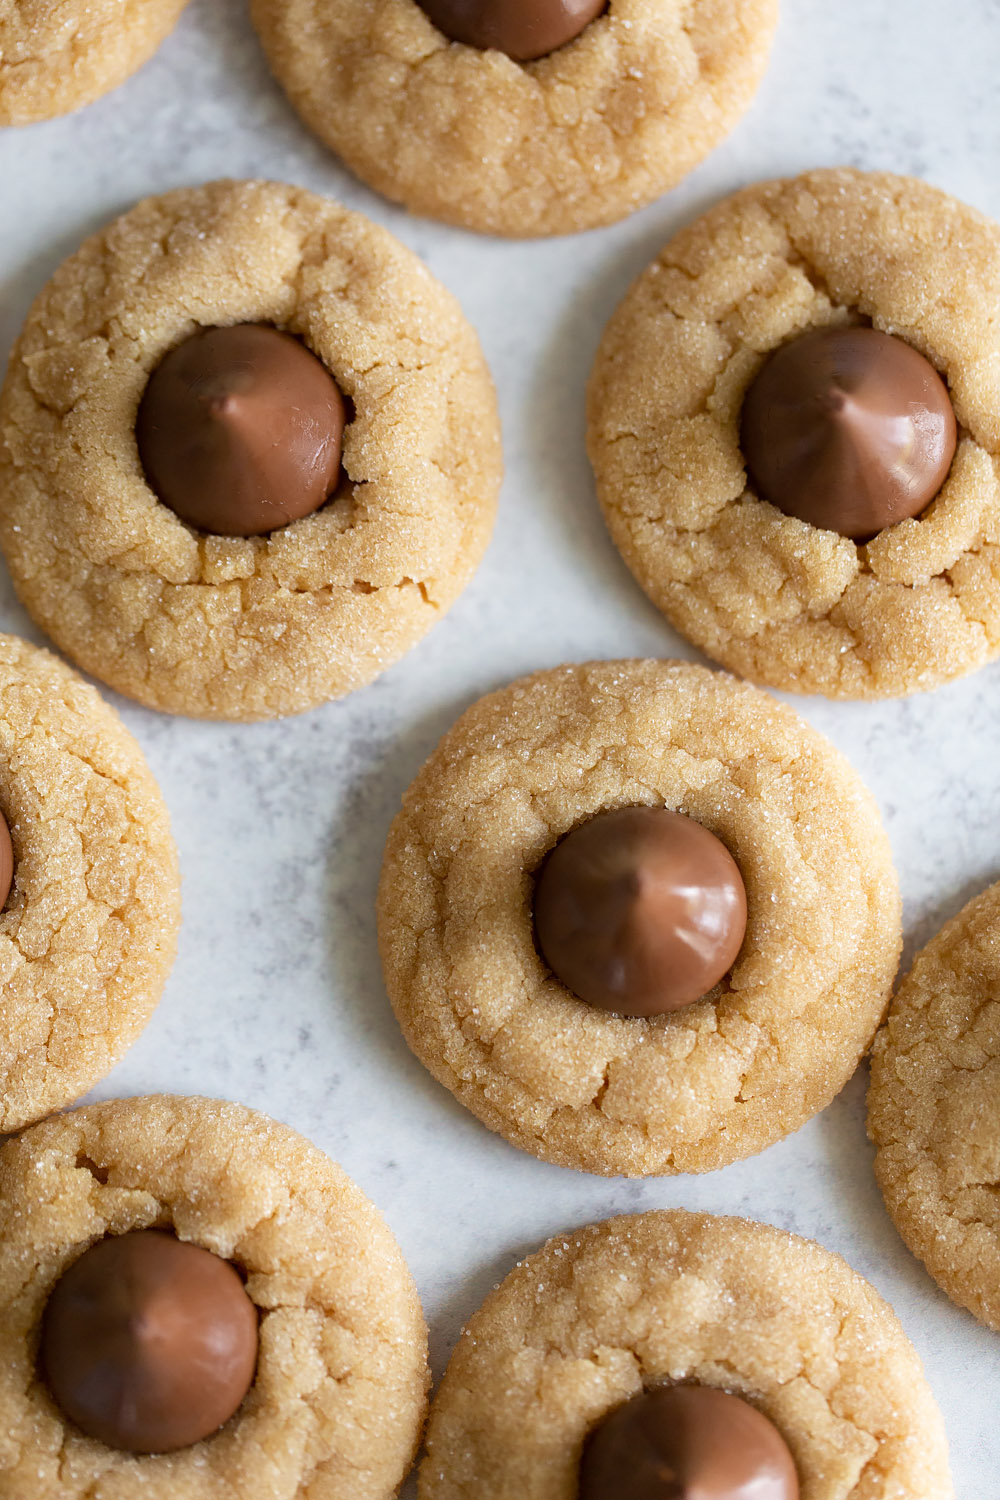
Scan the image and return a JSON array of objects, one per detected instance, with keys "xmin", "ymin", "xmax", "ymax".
[
  {"xmin": 377, "ymin": 660, "xmax": 901, "ymax": 1176},
  {"xmin": 0, "ymin": 0, "xmax": 191, "ymax": 124},
  {"xmin": 250, "ymin": 0, "xmax": 778, "ymax": 237},
  {"xmin": 420, "ymin": 1210, "xmax": 953, "ymax": 1498},
  {"xmin": 0, "ymin": 1095, "xmax": 429, "ymax": 1499},
  {"xmin": 0, "ymin": 179, "xmax": 501, "ymax": 720},
  {"xmin": 0, "ymin": 634, "xmax": 179, "ymax": 1132},
  {"xmin": 868, "ymin": 882, "xmax": 1000, "ymax": 1332},
  {"xmin": 588, "ymin": 168, "xmax": 1000, "ymax": 698}
]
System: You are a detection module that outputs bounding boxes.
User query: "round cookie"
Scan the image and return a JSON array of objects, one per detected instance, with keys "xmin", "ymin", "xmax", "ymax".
[
  {"xmin": 0, "ymin": 633, "xmax": 180, "ymax": 1132},
  {"xmin": 377, "ymin": 659, "xmax": 901, "ymax": 1176},
  {"xmin": 0, "ymin": 179, "xmax": 502, "ymax": 720},
  {"xmin": 0, "ymin": 1094, "xmax": 429, "ymax": 1499},
  {"xmin": 420, "ymin": 1209, "xmax": 953, "ymax": 1498},
  {"xmin": 249, "ymin": 0, "xmax": 779, "ymax": 238},
  {"xmin": 0, "ymin": 0, "xmax": 191, "ymax": 125},
  {"xmin": 868, "ymin": 882, "xmax": 1000, "ymax": 1332},
  {"xmin": 587, "ymin": 168, "xmax": 1000, "ymax": 699}
]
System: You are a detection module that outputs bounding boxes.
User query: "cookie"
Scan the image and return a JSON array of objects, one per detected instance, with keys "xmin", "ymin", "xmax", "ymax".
[
  {"xmin": 377, "ymin": 659, "xmax": 901, "ymax": 1176},
  {"xmin": 0, "ymin": 633, "xmax": 180, "ymax": 1132},
  {"xmin": 249, "ymin": 0, "xmax": 778, "ymax": 238},
  {"xmin": 587, "ymin": 168, "xmax": 1000, "ymax": 699},
  {"xmin": 868, "ymin": 882, "xmax": 1000, "ymax": 1332},
  {"xmin": 0, "ymin": 178, "xmax": 502, "ymax": 720},
  {"xmin": 420, "ymin": 1209, "xmax": 953, "ymax": 1498},
  {"xmin": 0, "ymin": 1094, "xmax": 429, "ymax": 1498},
  {"xmin": 0, "ymin": 0, "xmax": 190, "ymax": 125}
]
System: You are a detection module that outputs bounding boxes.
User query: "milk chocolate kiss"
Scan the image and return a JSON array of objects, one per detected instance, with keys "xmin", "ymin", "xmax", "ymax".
[
  {"xmin": 579, "ymin": 1386, "xmax": 800, "ymax": 1500},
  {"xmin": 40, "ymin": 1230, "xmax": 259, "ymax": 1453},
  {"xmin": 417, "ymin": 0, "xmax": 605, "ymax": 61},
  {"xmin": 136, "ymin": 324, "xmax": 346, "ymax": 538},
  {"xmin": 0, "ymin": 809, "xmax": 13, "ymax": 909},
  {"xmin": 533, "ymin": 806, "xmax": 747, "ymax": 1017},
  {"xmin": 740, "ymin": 326, "xmax": 956, "ymax": 540}
]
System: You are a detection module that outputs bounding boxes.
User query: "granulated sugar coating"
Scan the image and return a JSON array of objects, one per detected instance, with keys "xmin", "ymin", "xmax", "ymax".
[
  {"xmin": 250, "ymin": 0, "xmax": 778, "ymax": 237},
  {"xmin": 587, "ymin": 168, "xmax": 1000, "ymax": 699},
  {"xmin": 419, "ymin": 1210, "xmax": 953, "ymax": 1499},
  {"xmin": 0, "ymin": 0, "xmax": 191, "ymax": 124},
  {"xmin": 0, "ymin": 1096, "xmax": 430, "ymax": 1500},
  {"xmin": 0, "ymin": 179, "xmax": 501, "ymax": 720},
  {"xmin": 377, "ymin": 660, "xmax": 901, "ymax": 1176},
  {"xmin": 0, "ymin": 634, "xmax": 179, "ymax": 1132},
  {"xmin": 869, "ymin": 881, "xmax": 1000, "ymax": 1333}
]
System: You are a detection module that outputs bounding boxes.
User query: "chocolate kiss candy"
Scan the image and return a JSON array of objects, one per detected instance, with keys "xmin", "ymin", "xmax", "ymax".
[
  {"xmin": 0, "ymin": 809, "xmax": 13, "ymax": 909},
  {"xmin": 40, "ymin": 1229, "xmax": 259, "ymax": 1453},
  {"xmin": 533, "ymin": 806, "xmax": 747, "ymax": 1017},
  {"xmin": 136, "ymin": 323, "xmax": 346, "ymax": 538},
  {"xmin": 579, "ymin": 1386, "xmax": 800, "ymax": 1500},
  {"xmin": 417, "ymin": 0, "xmax": 605, "ymax": 62},
  {"xmin": 740, "ymin": 326, "xmax": 956, "ymax": 541}
]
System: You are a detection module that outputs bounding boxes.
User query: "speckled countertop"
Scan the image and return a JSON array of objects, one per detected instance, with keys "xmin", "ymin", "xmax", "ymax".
[{"xmin": 1, "ymin": 0, "xmax": 998, "ymax": 1492}]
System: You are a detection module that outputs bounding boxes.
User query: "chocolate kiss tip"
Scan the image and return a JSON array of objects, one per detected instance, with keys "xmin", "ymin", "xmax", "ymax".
[
  {"xmin": 208, "ymin": 393, "xmax": 239, "ymax": 418},
  {"xmin": 819, "ymin": 387, "xmax": 849, "ymax": 414}
]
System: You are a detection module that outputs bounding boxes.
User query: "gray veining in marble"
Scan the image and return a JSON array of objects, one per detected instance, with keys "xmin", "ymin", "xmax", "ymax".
[{"xmin": 2, "ymin": 2, "xmax": 999, "ymax": 1492}]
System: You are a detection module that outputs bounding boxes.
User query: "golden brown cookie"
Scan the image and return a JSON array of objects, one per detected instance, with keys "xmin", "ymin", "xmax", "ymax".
[
  {"xmin": 587, "ymin": 168, "xmax": 1000, "ymax": 698},
  {"xmin": 0, "ymin": 633, "xmax": 180, "ymax": 1132},
  {"xmin": 249, "ymin": 0, "xmax": 778, "ymax": 237},
  {"xmin": 0, "ymin": 1094, "xmax": 429, "ymax": 1499},
  {"xmin": 0, "ymin": 179, "xmax": 501, "ymax": 720},
  {"xmin": 868, "ymin": 882, "xmax": 1000, "ymax": 1332},
  {"xmin": 420, "ymin": 1209, "xmax": 953, "ymax": 1499},
  {"xmin": 377, "ymin": 660, "xmax": 901, "ymax": 1176},
  {"xmin": 0, "ymin": 0, "xmax": 191, "ymax": 125}
]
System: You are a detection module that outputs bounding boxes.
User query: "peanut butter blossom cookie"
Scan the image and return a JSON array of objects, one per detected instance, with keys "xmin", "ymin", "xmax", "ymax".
[
  {"xmin": 250, "ymin": 0, "xmax": 778, "ymax": 237},
  {"xmin": 588, "ymin": 168, "xmax": 1000, "ymax": 698},
  {"xmin": 420, "ymin": 1210, "xmax": 953, "ymax": 1498},
  {"xmin": 868, "ymin": 881, "xmax": 1000, "ymax": 1332},
  {"xmin": 377, "ymin": 660, "xmax": 901, "ymax": 1176},
  {"xmin": 0, "ymin": 1095, "xmax": 429, "ymax": 1498},
  {"xmin": 0, "ymin": 179, "xmax": 501, "ymax": 720},
  {"xmin": 0, "ymin": 633, "xmax": 179, "ymax": 1132},
  {"xmin": 0, "ymin": 0, "xmax": 191, "ymax": 124}
]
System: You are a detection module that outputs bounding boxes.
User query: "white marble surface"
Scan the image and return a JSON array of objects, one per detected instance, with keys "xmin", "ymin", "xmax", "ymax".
[{"xmin": 2, "ymin": 0, "xmax": 999, "ymax": 1491}]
